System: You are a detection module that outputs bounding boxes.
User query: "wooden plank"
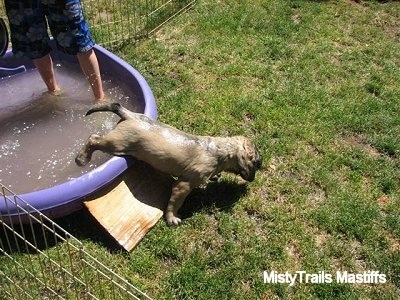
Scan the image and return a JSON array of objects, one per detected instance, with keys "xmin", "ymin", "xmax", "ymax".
[{"xmin": 84, "ymin": 160, "xmax": 173, "ymax": 251}]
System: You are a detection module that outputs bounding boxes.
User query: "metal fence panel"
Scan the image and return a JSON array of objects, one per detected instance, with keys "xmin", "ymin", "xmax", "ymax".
[{"xmin": 1, "ymin": 183, "xmax": 152, "ymax": 299}]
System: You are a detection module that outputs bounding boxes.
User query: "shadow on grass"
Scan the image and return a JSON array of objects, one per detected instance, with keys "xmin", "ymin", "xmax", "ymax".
[
  {"xmin": 179, "ymin": 179, "xmax": 248, "ymax": 221},
  {"xmin": 63, "ymin": 178, "xmax": 248, "ymax": 250},
  {"xmin": 57, "ymin": 209, "xmax": 126, "ymax": 251},
  {"xmin": 0, "ymin": 209, "xmax": 124, "ymax": 254},
  {"xmin": 1, "ymin": 175, "xmax": 248, "ymax": 254}
]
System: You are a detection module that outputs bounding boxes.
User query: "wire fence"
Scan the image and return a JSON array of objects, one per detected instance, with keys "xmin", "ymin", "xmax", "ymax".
[
  {"xmin": 0, "ymin": 0, "xmax": 196, "ymax": 50},
  {"xmin": 83, "ymin": 0, "xmax": 196, "ymax": 49},
  {"xmin": 1, "ymin": 183, "xmax": 152, "ymax": 300}
]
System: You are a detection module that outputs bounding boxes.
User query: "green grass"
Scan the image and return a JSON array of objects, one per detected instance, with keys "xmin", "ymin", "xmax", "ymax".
[
  {"xmin": 3, "ymin": 0, "xmax": 400, "ymax": 299},
  {"xmin": 119, "ymin": 1, "xmax": 400, "ymax": 298}
]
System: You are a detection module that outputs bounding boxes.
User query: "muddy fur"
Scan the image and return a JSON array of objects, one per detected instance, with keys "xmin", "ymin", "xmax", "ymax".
[{"xmin": 75, "ymin": 103, "xmax": 263, "ymax": 226}]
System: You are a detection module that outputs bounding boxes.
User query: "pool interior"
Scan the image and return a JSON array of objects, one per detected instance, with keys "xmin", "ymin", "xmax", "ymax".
[{"xmin": 0, "ymin": 61, "xmax": 140, "ymax": 194}]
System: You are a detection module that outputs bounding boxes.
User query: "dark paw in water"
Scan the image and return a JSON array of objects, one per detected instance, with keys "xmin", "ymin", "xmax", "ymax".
[{"xmin": 75, "ymin": 154, "xmax": 89, "ymax": 167}]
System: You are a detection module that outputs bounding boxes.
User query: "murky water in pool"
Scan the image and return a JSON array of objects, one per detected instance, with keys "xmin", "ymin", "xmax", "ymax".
[{"xmin": 0, "ymin": 62, "xmax": 140, "ymax": 194}]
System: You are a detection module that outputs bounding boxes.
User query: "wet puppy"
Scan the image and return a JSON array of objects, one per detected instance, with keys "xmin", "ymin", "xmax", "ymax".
[{"xmin": 75, "ymin": 103, "xmax": 263, "ymax": 226}]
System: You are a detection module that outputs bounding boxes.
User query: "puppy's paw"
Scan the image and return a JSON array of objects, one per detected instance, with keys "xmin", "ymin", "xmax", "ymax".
[
  {"xmin": 75, "ymin": 154, "xmax": 90, "ymax": 167},
  {"xmin": 168, "ymin": 217, "xmax": 182, "ymax": 226},
  {"xmin": 209, "ymin": 173, "xmax": 221, "ymax": 182},
  {"xmin": 165, "ymin": 212, "xmax": 182, "ymax": 226}
]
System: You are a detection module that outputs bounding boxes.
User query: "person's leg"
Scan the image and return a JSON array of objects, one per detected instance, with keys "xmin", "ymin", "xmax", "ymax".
[
  {"xmin": 77, "ymin": 49, "xmax": 105, "ymax": 101},
  {"xmin": 46, "ymin": 0, "xmax": 105, "ymax": 101},
  {"xmin": 33, "ymin": 54, "xmax": 61, "ymax": 94}
]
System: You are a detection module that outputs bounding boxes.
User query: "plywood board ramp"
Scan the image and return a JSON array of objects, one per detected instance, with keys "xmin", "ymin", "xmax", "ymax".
[{"xmin": 84, "ymin": 160, "xmax": 173, "ymax": 251}]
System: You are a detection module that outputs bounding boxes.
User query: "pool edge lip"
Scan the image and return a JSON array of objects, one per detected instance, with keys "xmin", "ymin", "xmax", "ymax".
[{"xmin": 1, "ymin": 44, "xmax": 157, "ymax": 220}]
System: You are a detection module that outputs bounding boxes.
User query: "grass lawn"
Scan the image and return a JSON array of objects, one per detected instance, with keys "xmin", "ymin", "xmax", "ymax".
[
  {"xmin": 3, "ymin": 0, "xmax": 400, "ymax": 299},
  {"xmin": 114, "ymin": 0, "xmax": 400, "ymax": 298},
  {"xmin": 101, "ymin": 0, "xmax": 400, "ymax": 298}
]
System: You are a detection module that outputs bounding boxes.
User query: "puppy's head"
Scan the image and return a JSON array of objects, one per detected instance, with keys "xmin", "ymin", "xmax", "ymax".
[{"xmin": 236, "ymin": 137, "xmax": 263, "ymax": 182}]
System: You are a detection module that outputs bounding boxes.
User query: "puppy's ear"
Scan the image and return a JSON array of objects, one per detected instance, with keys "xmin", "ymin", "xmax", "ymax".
[
  {"xmin": 238, "ymin": 154, "xmax": 254, "ymax": 181},
  {"xmin": 238, "ymin": 138, "xmax": 261, "ymax": 182}
]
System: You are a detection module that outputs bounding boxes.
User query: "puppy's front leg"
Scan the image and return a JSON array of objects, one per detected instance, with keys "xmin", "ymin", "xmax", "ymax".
[
  {"xmin": 76, "ymin": 133, "xmax": 118, "ymax": 166},
  {"xmin": 75, "ymin": 134, "xmax": 103, "ymax": 166},
  {"xmin": 166, "ymin": 180, "xmax": 193, "ymax": 226}
]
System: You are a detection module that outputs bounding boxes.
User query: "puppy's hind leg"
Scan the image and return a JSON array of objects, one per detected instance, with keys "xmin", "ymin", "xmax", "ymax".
[
  {"xmin": 75, "ymin": 134, "xmax": 104, "ymax": 166},
  {"xmin": 165, "ymin": 180, "xmax": 194, "ymax": 226}
]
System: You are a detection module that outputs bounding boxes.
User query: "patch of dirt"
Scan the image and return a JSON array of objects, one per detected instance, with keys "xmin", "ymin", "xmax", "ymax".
[
  {"xmin": 315, "ymin": 231, "xmax": 330, "ymax": 248},
  {"xmin": 343, "ymin": 135, "xmax": 381, "ymax": 158},
  {"xmin": 385, "ymin": 231, "xmax": 400, "ymax": 252},
  {"xmin": 286, "ymin": 239, "xmax": 302, "ymax": 270},
  {"xmin": 309, "ymin": 187, "xmax": 327, "ymax": 207},
  {"xmin": 372, "ymin": 10, "xmax": 400, "ymax": 42}
]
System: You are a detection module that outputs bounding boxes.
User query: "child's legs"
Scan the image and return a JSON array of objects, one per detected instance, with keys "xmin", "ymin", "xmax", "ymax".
[
  {"xmin": 45, "ymin": 0, "xmax": 104, "ymax": 100},
  {"xmin": 77, "ymin": 49, "xmax": 104, "ymax": 101},
  {"xmin": 33, "ymin": 54, "xmax": 60, "ymax": 93}
]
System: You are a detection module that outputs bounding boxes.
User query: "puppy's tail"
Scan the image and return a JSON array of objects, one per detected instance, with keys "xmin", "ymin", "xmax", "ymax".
[{"xmin": 85, "ymin": 102, "xmax": 132, "ymax": 120}]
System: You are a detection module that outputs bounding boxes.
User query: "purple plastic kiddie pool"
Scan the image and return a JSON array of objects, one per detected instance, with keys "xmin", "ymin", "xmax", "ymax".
[{"xmin": 0, "ymin": 42, "xmax": 157, "ymax": 222}]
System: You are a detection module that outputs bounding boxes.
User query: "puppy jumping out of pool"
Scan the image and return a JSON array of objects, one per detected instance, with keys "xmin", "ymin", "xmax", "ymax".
[{"xmin": 75, "ymin": 103, "xmax": 263, "ymax": 226}]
